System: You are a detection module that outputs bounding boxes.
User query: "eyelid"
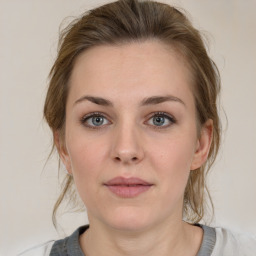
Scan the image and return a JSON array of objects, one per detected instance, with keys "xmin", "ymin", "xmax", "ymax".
[
  {"xmin": 145, "ymin": 111, "xmax": 176, "ymax": 128},
  {"xmin": 80, "ymin": 112, "xmax": 112, "ymax": 129},
  {"xmin": 80, "ymin": 111, "xmax": 176, "ymax": 129}
]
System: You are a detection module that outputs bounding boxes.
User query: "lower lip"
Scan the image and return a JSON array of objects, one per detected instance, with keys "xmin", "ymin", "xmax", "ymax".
[{"xmin": 105, "ymin": 185, "xmax": 152, "ymax": 198}]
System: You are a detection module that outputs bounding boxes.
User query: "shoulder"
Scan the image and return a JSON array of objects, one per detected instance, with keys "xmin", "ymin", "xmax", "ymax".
[
  {"xmin": 18, "ymin": 225, "xmax": 88, "ymax": 256},
  {"xmin": 212, "ymin": 226, "xmax": 256, "ymax": 255},
  {"xmin": 17, "ymin": 241, "xmax": 55, "ymax": 256}
]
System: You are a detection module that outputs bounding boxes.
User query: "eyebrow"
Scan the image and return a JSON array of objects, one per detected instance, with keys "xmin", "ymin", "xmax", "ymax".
[
  {"xmin": 74, "ymin": 95, "xmax": 185, "ymax": 107},
  {"xmin": 140, "ymin": 95, "xmax": 185, "ymax": 107},
  {"xmin": 74, "ymin": 96, "xmax": 113, "ymax": 107}
]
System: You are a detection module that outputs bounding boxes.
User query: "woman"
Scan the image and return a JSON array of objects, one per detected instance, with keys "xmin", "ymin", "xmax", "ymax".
[{"xmin": 19, "ymin": 0, "xmax": 256, "ymax": 255}]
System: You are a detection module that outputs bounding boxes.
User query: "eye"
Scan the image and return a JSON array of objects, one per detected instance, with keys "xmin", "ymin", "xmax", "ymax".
[
  {"xmin": 81, "ymin": 112, "xmax": 110, "ymax": 128},
  {"xmin": 147, "ymin": 112, "xmax": 176, "ymax": 128}
]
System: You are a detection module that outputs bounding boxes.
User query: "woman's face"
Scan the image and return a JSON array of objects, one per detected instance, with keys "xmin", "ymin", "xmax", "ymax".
[{"xmin": 58, "ymin": 40, "xmax": 212, "ymax": 232}]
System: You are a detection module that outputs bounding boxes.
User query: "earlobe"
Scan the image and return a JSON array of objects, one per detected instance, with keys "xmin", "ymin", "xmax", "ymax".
[
  {"xmin": 190, "ymin": 119, "xmax": 213, "ymax": 170},
  {"xmin": 54, "ymin": 131, "xmax": 72, "ymax": 174}
]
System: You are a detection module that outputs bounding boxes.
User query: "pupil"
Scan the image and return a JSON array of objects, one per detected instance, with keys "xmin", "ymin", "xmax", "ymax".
[
  {"xmin": 154, "ymin": 116, "xmax": 164, "ymax": 126},
  {"xmin": 93, "ymin": 116, "xmax": 103, "ymax": 126}
]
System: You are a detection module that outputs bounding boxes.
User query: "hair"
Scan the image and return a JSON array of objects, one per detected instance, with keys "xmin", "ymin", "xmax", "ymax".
[{"xmin": 44, "ymin": 0, "xmax": 221, "ymax": 226}]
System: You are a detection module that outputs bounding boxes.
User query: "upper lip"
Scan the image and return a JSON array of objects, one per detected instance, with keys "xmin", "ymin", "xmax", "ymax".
[{"xmin": 104, "ymin": 177, "xmax": 152, "ymax": 186}]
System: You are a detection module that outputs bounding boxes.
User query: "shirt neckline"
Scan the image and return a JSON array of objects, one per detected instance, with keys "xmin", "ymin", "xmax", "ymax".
[{"xmin": 60, "ymin": 224, "xmax": 216, "ymax": 256}]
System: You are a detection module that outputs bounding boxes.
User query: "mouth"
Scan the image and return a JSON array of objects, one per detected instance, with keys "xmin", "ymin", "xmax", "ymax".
[{"xmin": 104, "ymin": 177, "xmax": 153, "ymax": 198}]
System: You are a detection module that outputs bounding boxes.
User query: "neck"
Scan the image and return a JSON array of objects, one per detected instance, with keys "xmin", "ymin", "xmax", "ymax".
[{"xmin": 80, "ymin": 218, "xmax": 203, "ymax": 256}]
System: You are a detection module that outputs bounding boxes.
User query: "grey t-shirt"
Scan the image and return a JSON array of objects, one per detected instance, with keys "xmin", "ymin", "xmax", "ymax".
[{"xmin": 18, "ymin": 224, "xmax": 256, "ymax": 255}]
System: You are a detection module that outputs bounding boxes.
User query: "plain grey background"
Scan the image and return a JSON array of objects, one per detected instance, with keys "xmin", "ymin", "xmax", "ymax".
[{"xmin": 0, "ymin": 0, "xmax": 256, "ymax": 255}]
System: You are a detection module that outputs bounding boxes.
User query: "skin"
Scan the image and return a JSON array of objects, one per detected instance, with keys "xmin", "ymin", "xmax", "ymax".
[{"xmin": 56, "ymin": 39, "xmax": 213, "ymax": 256}]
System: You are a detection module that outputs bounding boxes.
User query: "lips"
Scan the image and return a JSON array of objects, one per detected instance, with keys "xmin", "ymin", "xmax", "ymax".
[{"xmin": 104, "ymin": 177, "xmax": 153, "ymax": 198}]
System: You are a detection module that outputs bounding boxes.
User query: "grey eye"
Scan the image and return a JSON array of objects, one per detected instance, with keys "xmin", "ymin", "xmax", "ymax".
[
  {"xmin": 153, "ymin": 116, "xmax": 166, "ymax": 126},
  {"xmin": 82, "ymin": 114, "xmax": 110, "ymax": 128},
  {"xmin": 147, "ymin": 113, "xmax": 176, "ymax": 128},
  {"xmin": 91, "ymin": 116, "xmax": 104, "ymax": 126}
]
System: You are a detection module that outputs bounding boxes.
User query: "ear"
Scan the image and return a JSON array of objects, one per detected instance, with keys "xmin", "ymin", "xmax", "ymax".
[
  {"xmin": 54, "ymin": 130, "xmax": 72, "ymax": 175},
  {"xmin": 190, "ymin": 119, "xmax": 213, "ymax": 170}
]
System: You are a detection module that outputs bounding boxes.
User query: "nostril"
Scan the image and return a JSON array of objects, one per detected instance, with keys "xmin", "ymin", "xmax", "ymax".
[
  {"xmin": 115, "ymin": 156, "xmax": 121, "ymax": 161},
  {"xmin": 113, "ymin": 156, "xmax": 138, "ymax": 163}
]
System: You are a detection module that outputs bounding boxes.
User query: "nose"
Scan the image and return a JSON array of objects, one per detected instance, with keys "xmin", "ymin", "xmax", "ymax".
[{"xmin": 110, "ymin": 122, "xmax": 144, "ymax": 165}]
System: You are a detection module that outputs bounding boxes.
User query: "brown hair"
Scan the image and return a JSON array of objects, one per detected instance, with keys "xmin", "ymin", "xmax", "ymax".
[{"xmin": 44, "ymin": 0, "xmax": 221, "ymax": 226}]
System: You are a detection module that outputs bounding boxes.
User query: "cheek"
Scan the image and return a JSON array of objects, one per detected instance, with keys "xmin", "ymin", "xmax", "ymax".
[
  {"xmin": 66, "ymin": 127, "xmax": 107, "ymax": 169},
  {"xmin": 148, "ymin": 134, "xmax": 196, "ymax": 192},
  {"xmin": 66, "ymin": 133, "xmax": 108, "ymax": 194},
  {"xmin": 150, "ymin": 134, "xmax": 196, "ymax": 171}
]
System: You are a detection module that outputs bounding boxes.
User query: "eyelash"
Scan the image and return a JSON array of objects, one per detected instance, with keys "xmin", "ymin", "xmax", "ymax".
[
  {"xmin": 80, "ymin": 112, "xmax": 110, "ymax": 129},
  {"xmin": 147, "ymin": 111, "xmax": 176, "ymax": 129},
  {"xmin": 80, "ymin": 111, "xmax": 176, "ymax": 129}
]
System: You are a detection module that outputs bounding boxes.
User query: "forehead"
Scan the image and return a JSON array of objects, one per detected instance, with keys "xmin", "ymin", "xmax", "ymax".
[{"xmin": 68, "ymin": 40, "xmax": 194, "ymax": 106}]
